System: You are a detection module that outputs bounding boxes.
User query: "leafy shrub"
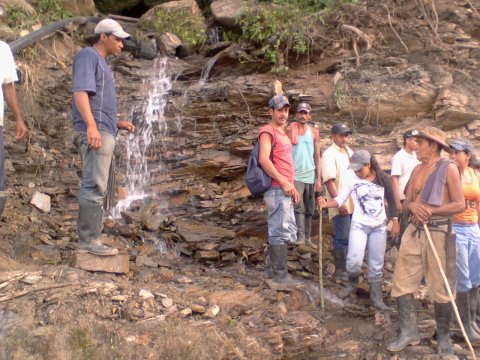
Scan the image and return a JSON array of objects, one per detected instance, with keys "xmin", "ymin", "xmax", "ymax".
[
  {"xmin": 239, "ymin": 0, "xmax": 358, "ymax": 71},
  {"xmin": 149, "ymin": 8, "xmax": 207, "ymax": 46}
]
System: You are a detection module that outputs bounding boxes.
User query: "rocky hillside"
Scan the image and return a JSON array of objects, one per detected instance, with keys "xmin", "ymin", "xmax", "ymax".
[{"xmin": 0, "ymin": 0, "xmax": 480, "ymax": 359}]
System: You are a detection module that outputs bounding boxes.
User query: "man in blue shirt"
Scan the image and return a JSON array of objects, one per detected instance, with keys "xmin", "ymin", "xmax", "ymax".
[
  {"xmin": 72, "ymin": 19, "xmax": 135, "ymax": 255},
  {"xmin": 286, "ymin": 103, "xmax": 322, "ymax": 246}
]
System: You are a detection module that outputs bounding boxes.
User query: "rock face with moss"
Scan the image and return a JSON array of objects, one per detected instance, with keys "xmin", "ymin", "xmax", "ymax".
[
  {"xmin": 210, "ymin": 0, "xmax": 255, "ymax": 29},
  {"xmin": 139, "ymin": 0, "xmax": 206, "ymax": 46}
]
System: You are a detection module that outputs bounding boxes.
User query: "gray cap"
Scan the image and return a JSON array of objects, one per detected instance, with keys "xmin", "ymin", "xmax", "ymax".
[
  {"xmin": 349, "ymin": 150, "xmax": 371, "ymax": 171},
  {"xmin": 331, "ymin": 123, "xmax": 352, "ymax": 135},
  {"xmin": 94, "ymin": 19, "xmax": 131, "ymax": 39},
  {"xmin": 403, "ymin": 129, "xmax": 419, "ymax": 140},
  {"xmin": 268, "ymin": 95, "xmax": 290, "ymax": 110},
  {"xmin": 296, "ymin": 102, "xmax": 311, "ymax": 113},
  {"xmin": 449, "ymin": 139, "xmax": 474, "ymax": 153}
]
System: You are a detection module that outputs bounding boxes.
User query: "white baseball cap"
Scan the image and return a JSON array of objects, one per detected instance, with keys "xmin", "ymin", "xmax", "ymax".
[{"xmin": 94, "ymin": 19, "xmax": 131, "ymax": 39}]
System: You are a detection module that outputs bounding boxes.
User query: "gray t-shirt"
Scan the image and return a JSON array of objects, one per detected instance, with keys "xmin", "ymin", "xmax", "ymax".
[{"xmin": 71, "ymin": 47, "xmax": 118, "ymax": 136}]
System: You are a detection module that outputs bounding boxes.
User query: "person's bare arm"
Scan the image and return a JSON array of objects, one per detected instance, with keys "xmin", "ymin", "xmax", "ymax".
[
  {"xmin": 3, "ymin": 83, "xmax": 28, "ymax": 139},
  {"xmin": 74, "ymin": 91, "xmax": 101, "ymax": 150},
  {"xmin": 312, "ymin": 127, "xmax": 322, "ymax": 192},
  {"xmin": 391, "ymin": 175, "xmax": 402, "ymax": 212},
  {"xmin": 258, "ymin": 132, "xmax": 299, "ymax": 202}
]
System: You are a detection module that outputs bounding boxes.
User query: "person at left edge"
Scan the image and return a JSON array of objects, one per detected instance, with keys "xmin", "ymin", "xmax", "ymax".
[
  {"xmin": 71, "ymin": 19, "xmax": 135, "ymax": 256},
  {"xmin": 0, "ymin": 40, "xmax": 29, "ymax": 220}
]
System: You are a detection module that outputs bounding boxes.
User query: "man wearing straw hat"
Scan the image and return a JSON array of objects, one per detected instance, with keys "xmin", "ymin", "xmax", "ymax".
[{"xmin": 388, "ymin": 126, "xmax": 465, "ymax": 356}]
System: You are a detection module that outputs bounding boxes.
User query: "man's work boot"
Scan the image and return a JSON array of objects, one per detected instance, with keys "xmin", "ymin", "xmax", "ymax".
[
  {"xmin": 434, "ymin": 302, "xmax": 454, "ymax": 356},
  {"xmin": 369, "ymin": 280, "xmax": 390, "ymax": 311},
  {"xmin": 387, "ymin": 294, "xmax": 420, "ymax": 352},
  {"xmin": 295, "ymin": 213, "xmax": 305, "ymax": 245},
  {"xmin": 77, "ymin": 203, "xmax": 118, "ymax": 256},
  {"xmin": 338, "ymin": 272, "xmax": 360, "ymax": 299},
  {"xmin": 267, "ymin": 244, "xmax": 301, "ymax": 288},
  {"xmin": 455, "ymin": 292, "xmax": 480, "ymax": 344},
  {"xmin": 264, "ymin": 247, "xmax": 273, "ymax": 279},
  {"xmin": 304, "ymin": 215, "xmax": 313, "ymax": 246},
  {"xmin": 333, "ymin": 248, "xmax": 348, "ymax": 281},
  {"xmin": 469, "ymin": 287, "xmax": 480, "ymax": 335}
]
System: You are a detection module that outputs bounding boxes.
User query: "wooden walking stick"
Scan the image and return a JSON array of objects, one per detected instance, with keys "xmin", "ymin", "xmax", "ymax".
[
  {"xmin": 318, "ymin": 203, "xmax": 325, "ymax": 311},
  {"xmin": 423, "ymin": 223, "xmax": 476, "ymax": 360}
]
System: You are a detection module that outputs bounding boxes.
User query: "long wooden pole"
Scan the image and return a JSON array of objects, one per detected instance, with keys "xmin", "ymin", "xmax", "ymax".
[
  {"xmin": 319, "ymin": 207, "xmax": 324, "ymax": 311},
  {"xmin": 423, "ymin": 224, "xmax": 476, "ymax": 359}
]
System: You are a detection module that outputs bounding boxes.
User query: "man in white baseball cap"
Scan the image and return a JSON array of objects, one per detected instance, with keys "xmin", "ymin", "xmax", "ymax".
[{"xmin": 94, "ymin": 18, "xmax": 131, "ymax": 40}]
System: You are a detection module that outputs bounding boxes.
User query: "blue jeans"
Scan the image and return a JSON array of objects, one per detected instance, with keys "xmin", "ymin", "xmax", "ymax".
[
  {"xmin": 347, "ymin": 221, "xmax": 387, "ymax": 282},
  {"xmin": 332, "ymin": 214, "xmax": 351, "ymax": 249},
  {"xmin": 73, "ymin": 131, "xmax": 115, "ymax": 206},
  {"xmin": 454, "ymin": 223, "xmax": 480, "ymax": 292},
  {"xmin": 264, "ymin": 187, "xmax": 297, "ymax": 245}
]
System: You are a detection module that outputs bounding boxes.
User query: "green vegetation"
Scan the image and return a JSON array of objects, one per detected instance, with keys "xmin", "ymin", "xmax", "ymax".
[
  {"xmin": 149, "ymin": 8, "xmax": 207, "ymax": 46},
  {"xmin": 6, "ymin": 0, "xmax": 72, "ymax": 30},
  {"xmin": 239, "ymin": 0, "xmax": 358, "ymax": 71}
]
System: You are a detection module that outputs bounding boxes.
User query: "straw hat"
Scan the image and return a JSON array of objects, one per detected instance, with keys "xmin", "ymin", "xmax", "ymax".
[{"xmin": 412, "ymin": 126, "xmax": 450, "ymax": 153}]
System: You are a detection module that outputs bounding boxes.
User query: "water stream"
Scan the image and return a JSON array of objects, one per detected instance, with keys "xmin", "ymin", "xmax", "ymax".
[{"xmin": 112, "ymin": 57, "xmax": 172, "ymax": 218}]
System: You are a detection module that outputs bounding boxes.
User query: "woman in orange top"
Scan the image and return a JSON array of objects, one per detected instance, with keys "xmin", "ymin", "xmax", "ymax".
[{"xmin": 450, "ymin": 139, "xmax": 480, "ymax": 343}]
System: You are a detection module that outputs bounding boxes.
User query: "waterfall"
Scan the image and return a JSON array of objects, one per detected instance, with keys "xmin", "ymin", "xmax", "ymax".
[{"xmin": 112, "ymin": 57, "xmax": 172, "ymax": 218}]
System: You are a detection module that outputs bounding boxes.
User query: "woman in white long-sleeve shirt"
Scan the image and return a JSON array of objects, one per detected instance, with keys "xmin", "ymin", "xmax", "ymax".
[{"xmin": 319, "ymin": 150, "xmax": 400, "ymax": 310}]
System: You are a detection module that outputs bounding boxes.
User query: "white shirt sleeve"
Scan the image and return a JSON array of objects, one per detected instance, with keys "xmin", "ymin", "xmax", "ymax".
[
  {"xmin": 1, "ymin": 42, "xmax": 18, "ymax": 84},
  {"xmin": 334, "ymin": 177, "xmax": 354, "ymax": 206}
]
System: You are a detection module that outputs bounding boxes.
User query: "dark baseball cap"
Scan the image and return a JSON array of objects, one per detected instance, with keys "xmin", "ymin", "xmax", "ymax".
[
  {"xmin": 296, "ymin": 102, "xmax": 311, "ymax": 113},
  {"xmin": 331, "ymin": 123, "xmax": 352, "ymax": 135},
  {"xmin": 449, "ymin": 139, "xmax": 474, "ymax": 153},
  {"xmin": 348, "ymin": 150, "xmax": 371, "ymax": 171},
  {"xmin": 403, "ymin": 129, "xmax": 419, "ymax": 140},
  {"xmin": 268, "ymin": 95, "xmax": 290, "ymax": 110}
]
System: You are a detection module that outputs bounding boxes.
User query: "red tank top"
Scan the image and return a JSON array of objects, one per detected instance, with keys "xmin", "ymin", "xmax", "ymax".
[{"xmin": 259, "ymin": 125, "xmax": 294, "ymax": 187}]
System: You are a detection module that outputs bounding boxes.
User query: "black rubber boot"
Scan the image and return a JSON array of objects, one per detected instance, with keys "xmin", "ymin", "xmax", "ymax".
[
  {"xmin": 434, "ymin": 302, "xmax": 454, "ymax": 356},
  {"xmin": 270, "ymin": 244, "xmax": 300, "ymax": 286},
  {"xmin": 338, "ymin": 272, "xmax": 360, "ymax": 299},
  {"xmin": 333, "ymin": 248, "xmax": 348, "ymax": 281},
  {"xmin": 0, "ymin": 196, "xmax": 6, "ymax": 221},
  {"xmin": 387, "ymin": 294, "xmax": 420, "ymax": 352},
  {"xmin": 264, "ymin": 247, "xmax": 273, "ymax": 279},
  {"xmin": 304, "ymin": 215, "xmax": 313, "ymax": 246},
  {"xmin": 77, "ymin": 203, "xmax": 117, "ymax": 256},
  {"xmin": 455, "ymin": 292, "xmax": 480, "ymax": 344},
  {"xmin": 295, "ymin": 213, "xmax": 305, "ymax": 245},
  {"xmin": 369, "ymin": 280, "xmax": 390, "ymax": 311},
  {"xmin": 469, "ymin": 287, "xmax": 480, "ymax": 335}
]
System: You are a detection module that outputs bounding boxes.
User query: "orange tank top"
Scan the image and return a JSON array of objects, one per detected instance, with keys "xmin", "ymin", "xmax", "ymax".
[{"xmin": 454, "ymin": 168, "xmax": 480, "ymax": 223}]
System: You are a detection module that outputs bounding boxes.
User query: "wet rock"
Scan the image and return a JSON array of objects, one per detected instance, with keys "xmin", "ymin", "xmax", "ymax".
[
  {"xmin": 74, "ymin": 253, "xmax": 130, "ymax": 274},
  {"xmin": 156, "ymin": 32, "xmax": 181, "ymax": 56}
]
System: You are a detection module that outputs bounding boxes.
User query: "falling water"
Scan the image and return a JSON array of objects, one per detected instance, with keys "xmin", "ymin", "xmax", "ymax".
[{"xmin": 112, "ymin": 57, "xmax": 172, "ymax": 218}]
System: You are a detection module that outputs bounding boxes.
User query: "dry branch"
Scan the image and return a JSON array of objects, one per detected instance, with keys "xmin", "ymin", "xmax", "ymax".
[
  {"xmin": 384, "ymin": 5, "xmax": 409, "ymax": 53},
  {"xmin": 342, "ymin": 24, "xmax": 373, "ymax": 49},
  {"xmin": 0, "ymin": 282, "xmax": 80, "ymax": 302}
]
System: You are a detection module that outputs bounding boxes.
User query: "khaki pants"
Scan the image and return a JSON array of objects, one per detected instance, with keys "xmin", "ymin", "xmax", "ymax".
[{"xmin": 392, "ymin": 222, "xmax": 456, "ymax": 303}]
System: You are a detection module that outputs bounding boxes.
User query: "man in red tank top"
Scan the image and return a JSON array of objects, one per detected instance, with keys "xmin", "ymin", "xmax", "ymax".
[{"xmin": 259, "ymin": 95, "xmax": 300, "ymax": 288}]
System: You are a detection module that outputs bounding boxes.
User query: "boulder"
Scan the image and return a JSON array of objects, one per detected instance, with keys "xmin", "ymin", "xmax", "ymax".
[
  {"xmin": 434, "ymin": 87, "xmax": 479, "ymax": 130},
  {"xmin": 156, "ymin": 32, "xmax": 181, "ymax": 56},
  {"xmin": 0, "ymin": 0, "xmax": 35, "ymax": 15},
  {"xmin": 210, "ymin": 0, "xmax": 256, "ymax": 28},
  {"xmin": 59, "ymin": 0, "xmax": 97, "ymax": 16}
]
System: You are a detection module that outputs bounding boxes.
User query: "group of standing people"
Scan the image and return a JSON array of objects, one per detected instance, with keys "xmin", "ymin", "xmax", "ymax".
[{"xmin": 259, "ymin": 94, "xmax": 480, "ymax": 356}]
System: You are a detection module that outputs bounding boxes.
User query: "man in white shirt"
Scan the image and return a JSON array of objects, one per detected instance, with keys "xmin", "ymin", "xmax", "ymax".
[
  {"xmin": 391, "ymin": 129, "xmax": 419, "ymax": 244},
  {"xmin": 0, "ymin": 41, "xmax": 29, "ymax": 220}
]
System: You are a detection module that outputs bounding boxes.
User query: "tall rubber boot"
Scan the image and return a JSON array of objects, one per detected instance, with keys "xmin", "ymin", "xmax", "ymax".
[
  {"xmin": 264, "ymin": 246, "xmax": 273, "ymax": 279},
  {"xmin": 387, "ymin": 294, "xmax": 420, "ymax": 352},
  {"xmin": 338, "ymin": 272, "xmax": 360, "ymax": 299},
  {"xmin": 294, "ymin": 213, "xmax": 305, "ymax": 245},
  {"xmin": 0, "ymin": 196, "xmax": 6, "ymax": 221},
  {"xmin": 304, "ymin": 215, "xmax": 313, "ymax": 246},
  {"xmin": 455, "ymin": 292, "xmax": 480, "ymax": 344},
  {"xmin": 77, "ymin": 203, "xmax": 117, "ymax": 256},
  {"xmin": 469, "ymin": 287, "xmax": 480, "ymax": 335},
  {"xmin": 434, "ymin": 302, "xmax": 454, "ymax": 356},
  {"xmin": 270, "ymin": 244, "xmax": 301, "ymax": 286},
  {"xmin": 333, "ymin": 248, "xmax": 348, "ymax": 281},
  {"xmin": 369, "ymin": 280, "xmax": 390, "ymax": 311}
]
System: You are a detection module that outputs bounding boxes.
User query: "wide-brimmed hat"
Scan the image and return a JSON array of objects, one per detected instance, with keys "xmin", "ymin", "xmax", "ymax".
[
  {"xmin": 449, "ymin": 139, "xmax": 474, "ymax": 153},
  {"xmin": 348, "ymin": 150, "xmax": 371, "ymax": 171},
  {"xmin": 412, "ymin": 126, "xmax": 450, "ymax": 153}
]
